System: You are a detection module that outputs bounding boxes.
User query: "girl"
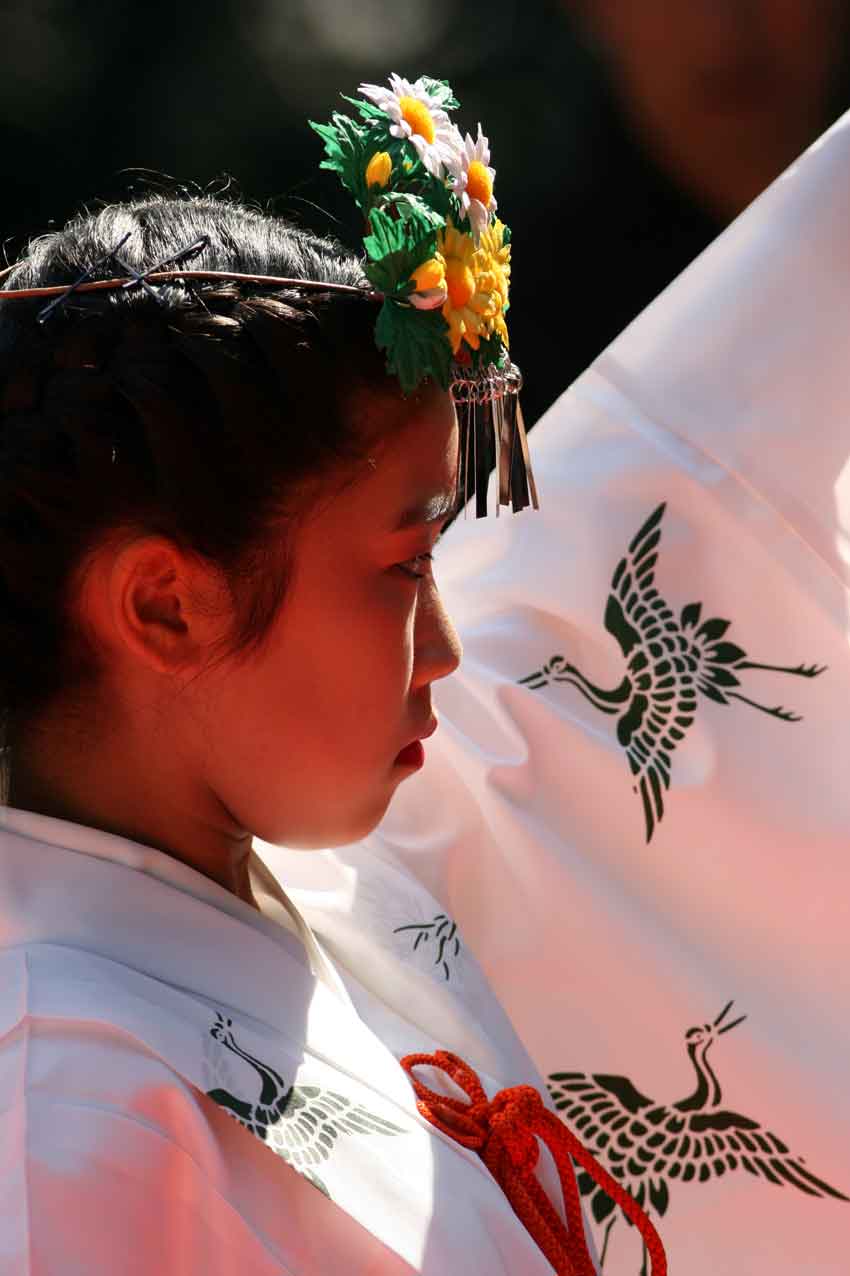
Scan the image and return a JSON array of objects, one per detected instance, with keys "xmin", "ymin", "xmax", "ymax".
[{"xmin": 0, "ymin": 81, "xmax": 663, "ymax": 1275}]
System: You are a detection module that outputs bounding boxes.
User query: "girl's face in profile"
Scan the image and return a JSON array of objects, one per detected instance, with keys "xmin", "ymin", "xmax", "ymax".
[{"xmin": 198, "ymin": 384, "xmax": 462, "ymax": 849}]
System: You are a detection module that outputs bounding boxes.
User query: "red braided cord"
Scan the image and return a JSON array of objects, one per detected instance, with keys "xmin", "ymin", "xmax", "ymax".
[{"xmin": 400, "ymin": 1050, "xmax": 667, "ymax": 1276}]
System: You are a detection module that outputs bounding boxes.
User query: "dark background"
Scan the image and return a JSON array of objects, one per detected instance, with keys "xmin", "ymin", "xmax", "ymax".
[{"xmin": 4, "ymin": 0, "xmax": 849, "ymax": 425}]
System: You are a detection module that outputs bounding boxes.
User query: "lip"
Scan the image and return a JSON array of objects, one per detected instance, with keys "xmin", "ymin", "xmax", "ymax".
[{"xmin": 394, "ymin": 716, "xmax": 438, "ymax": 769}]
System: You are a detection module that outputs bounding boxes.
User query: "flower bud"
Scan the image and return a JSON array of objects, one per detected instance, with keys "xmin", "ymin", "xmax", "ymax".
[
  {"xmin": 411, "ymin": 256, "xmax": 446, "ymax": 292},
  {"xmin": 365, "ymin": 151, "xmax": 392, "ymax": 189},
  {"xmin": 409, "ymin": 254, "xmax": 448, "ymax": 309}
]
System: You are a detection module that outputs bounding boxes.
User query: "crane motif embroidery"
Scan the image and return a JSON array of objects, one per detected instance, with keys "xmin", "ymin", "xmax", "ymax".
[
  {"xmin": 548, "ymin": 1002, "xmax": 847, "ymax": 1275},
  {"xmin": 204, "ymin": 1012, "xmax": 404, "ymax": 1197},
  {"xmin": 519, "ymin": 503, "xmax": 826, "ymax": 841}
]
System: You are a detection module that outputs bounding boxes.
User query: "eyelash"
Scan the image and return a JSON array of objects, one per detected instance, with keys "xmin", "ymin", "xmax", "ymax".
[{"xmin": 397, "ymin": 551, "xmax": 434, "ymax": 580}]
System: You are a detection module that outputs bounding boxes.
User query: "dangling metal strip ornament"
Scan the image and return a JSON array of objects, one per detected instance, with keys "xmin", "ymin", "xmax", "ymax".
[{"xmin": 450, "ymin": 360, "xmax": 539, "ymax": 517}]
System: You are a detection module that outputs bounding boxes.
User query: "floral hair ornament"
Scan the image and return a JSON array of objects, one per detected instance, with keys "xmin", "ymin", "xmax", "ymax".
[
  {"xmin": 311, "ymin": 73, "xmax": 539, "ymax": 518},
  {"xmin": 0, "ymin": 75, "xmax": 537, "ymax": 518}
]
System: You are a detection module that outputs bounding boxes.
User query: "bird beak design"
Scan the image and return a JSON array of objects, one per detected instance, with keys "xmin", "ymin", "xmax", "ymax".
[{"xmin": 714, "ymin": 999, "xmax": 748, "ymax": 1035}]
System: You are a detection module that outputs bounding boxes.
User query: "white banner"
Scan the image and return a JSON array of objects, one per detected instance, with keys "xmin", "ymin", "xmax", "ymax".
[{"xmin": 264, "ymin": 106, "xmax": 850, "ymax": 1274}]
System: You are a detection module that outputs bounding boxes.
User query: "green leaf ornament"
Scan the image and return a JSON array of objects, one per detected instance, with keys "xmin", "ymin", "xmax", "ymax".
[
  {"xmin": 375, "ymin": 300, "xmax": 453, "ymax": 395},
  {"xmin": 363, "ymin": 205, "xmax": 439, "ymax": 296},
  {"xmin": 310, "ymin": 113, "xmax": 373, "ymax": 207},
  {"xmin": 422, "ymin": 177, "xmax": 458, "ymax": 223},
  {"xmin": 416, "ymin": 77, "xmax": 460, "ymax": 110},
  {"xmin": 379, "ymin": 191, "xmax": 445, "ymax": 234},
  {"xmin": 340, "ymin": 93, "xmax": 390, "ymax": 123}
]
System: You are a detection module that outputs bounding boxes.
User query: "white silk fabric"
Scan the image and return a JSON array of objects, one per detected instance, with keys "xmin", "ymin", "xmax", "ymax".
[
  {"xmin": 263, "ymin": 110, "xmax": 850, "ymax": 1273},
  {"xmin": 0, "ymin": 804, "xmax": 596, "ymax": 1274}
]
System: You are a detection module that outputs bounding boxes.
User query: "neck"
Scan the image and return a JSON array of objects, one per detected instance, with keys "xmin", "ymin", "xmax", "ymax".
[
  {"xmin": 8, "ymin": 715, "xmax": 261, "ymax": 910},
  {"xmin": 677, "ymin": 1043, "xmax": 721, "ymax": 1111}
]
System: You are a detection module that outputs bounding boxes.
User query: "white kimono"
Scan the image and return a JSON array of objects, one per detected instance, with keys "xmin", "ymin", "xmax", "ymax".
[
  {"xmin": 264, "ymin": 108, "xmax": 850, "ymax": 1273},
  {"xmin": 0, "ymin": 804, "xmax": 597, "ymax": 1274}
]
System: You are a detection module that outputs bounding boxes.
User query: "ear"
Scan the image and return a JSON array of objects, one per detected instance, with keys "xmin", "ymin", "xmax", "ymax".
[{"xmin": 89, "ymin": 534, "xmax": 232, "ymax": 678}]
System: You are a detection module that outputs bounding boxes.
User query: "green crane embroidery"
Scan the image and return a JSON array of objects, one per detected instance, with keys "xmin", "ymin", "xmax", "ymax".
[
  {"xmin": 548, "ymin": 1002, "xmax": 847, "ymax": 1275},
  {"xmin": 204, "ymin": 1012, "xmax": 404, "ymax": 1197},
  {"xmin": 519, "ymin": 503, "xmax": 826, "ymax": 841}
]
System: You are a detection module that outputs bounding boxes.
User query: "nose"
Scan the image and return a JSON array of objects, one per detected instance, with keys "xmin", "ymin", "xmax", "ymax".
[{"xmin": 412, "ymin": 578, "xmax": 462, "ymax": 686}]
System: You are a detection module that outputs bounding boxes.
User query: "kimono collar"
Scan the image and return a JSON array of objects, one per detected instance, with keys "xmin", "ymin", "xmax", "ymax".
[{"xmin": 0, "ymin": 803, "xmax": 348, "ymax": 1002}]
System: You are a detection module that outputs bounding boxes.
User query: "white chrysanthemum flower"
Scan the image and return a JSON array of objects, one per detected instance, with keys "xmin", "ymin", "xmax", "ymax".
[
  {"xmin": 359, "ymin": 74, "xmax": 462, "ymax": 178},
  {"xmin": 448, "ymin": 124, "xmax": 497, "ymax": 243}
]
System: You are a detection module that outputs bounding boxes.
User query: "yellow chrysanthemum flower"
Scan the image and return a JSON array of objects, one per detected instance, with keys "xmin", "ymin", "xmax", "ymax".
[
  {"xmin": 438, "ymin": 223, "xmax": 503, "ymax": 355},
  {"xmin": 475, "ymin": 218, "xmax": 511, "ymax": 346}
]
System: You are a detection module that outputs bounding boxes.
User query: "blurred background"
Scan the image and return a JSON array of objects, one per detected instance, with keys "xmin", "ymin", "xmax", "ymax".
[{"xmin": 3, "ymin": 0, "xmax": 850, "ymax": 426}]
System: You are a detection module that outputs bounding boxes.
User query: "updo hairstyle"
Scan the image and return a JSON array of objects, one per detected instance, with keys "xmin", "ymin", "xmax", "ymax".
[{"xmin": 0, "ymin": 193, "xmax": 388, "ymax": 797}]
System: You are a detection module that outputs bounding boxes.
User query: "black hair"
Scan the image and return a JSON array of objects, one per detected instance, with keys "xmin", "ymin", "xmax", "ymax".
[{"xmin": 0, "ymin": 192, "xmax": 391, "ymax": 796}]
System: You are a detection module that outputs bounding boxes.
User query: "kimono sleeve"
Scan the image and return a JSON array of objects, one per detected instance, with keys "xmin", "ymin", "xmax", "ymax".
[
  {"xmin": 0, "ymin": 1016, "xmax": 296, "ymax": 1276},
  {"xmin": 0, "ymin": 1013, "xmax": 422, "ymax": 1276}
]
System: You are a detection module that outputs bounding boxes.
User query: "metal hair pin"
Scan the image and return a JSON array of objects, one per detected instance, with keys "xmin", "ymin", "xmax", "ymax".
[
  {"xmin": 0, "ymin": 235, "xmax": 377, "ymax": 322},
  {"xmin": 32, "ymin": 233, "xmax": 212, "ymax": 324}
]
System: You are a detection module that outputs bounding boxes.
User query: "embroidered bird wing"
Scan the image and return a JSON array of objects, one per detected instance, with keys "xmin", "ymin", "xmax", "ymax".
[
  {"xmin": 549, "ymin": 1071, "xmax": 849, "ymax": 1220},
  {"xmin": 682, "ymin": 1109, "xmax": 850, "ymax": 1200},
  {"xmin": 204, "ymin": 1015, "xmax": 405, "ymax": 1198},
  {"xmin": 264, "ymin": 1085, "xmax": 405, "ymax": 1174},
  {"xmin": 548, "ymin": 1069, "xmax": 673, "ymax": 1221},
  {"xmin": 602, "ymin": 502, "xmax": 699, "ymax": 842}
]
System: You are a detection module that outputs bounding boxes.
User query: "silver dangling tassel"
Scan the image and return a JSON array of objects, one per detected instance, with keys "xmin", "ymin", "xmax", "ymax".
[{"xmin": 450, "ymin": 360, "xmax": 539, "ymax": 517}]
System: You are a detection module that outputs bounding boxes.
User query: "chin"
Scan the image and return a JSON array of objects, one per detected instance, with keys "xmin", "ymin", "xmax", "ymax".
[
  {"xmin": 321, "ymin": 799, "xmax": 394, "ymax": 849},
  {"xmin": 257, "ymin": 793, "xmax": 393, "ymax": 851}
]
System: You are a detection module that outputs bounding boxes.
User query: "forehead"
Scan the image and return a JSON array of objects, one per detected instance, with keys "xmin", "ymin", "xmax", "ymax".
[{"xmin": 328, "ymin": 384, "xmax": 459, "ymax": 533}]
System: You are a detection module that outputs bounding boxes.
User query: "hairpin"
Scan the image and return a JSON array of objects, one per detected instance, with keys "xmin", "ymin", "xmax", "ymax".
[{"xmin": 33, "ymin": 233, "xmax": 211, "ymax": 324}]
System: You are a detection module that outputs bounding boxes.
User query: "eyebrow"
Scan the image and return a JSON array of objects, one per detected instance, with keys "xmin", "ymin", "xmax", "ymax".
[{"xmin": 392, "ymin": 489, "xmax": 460, "ymax": 531}]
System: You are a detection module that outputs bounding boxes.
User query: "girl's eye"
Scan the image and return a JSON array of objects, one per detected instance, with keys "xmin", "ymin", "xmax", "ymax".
[{"xmin": 396, "ymin": 551, "xmax": 434, "ymax": 580}]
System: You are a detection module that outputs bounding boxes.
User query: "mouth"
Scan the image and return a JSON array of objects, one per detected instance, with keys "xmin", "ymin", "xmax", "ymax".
[{"xmin": 394, "ymin": 716, "xmax": 438, "ymax": 769}]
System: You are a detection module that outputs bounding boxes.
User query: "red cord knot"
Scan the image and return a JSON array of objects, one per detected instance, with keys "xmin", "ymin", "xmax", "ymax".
[
  {"xmin": 489, "ymin": 1084, "xmax": 544, "ymax": 1175},
  {"xmin": 401, "ymin": 1049, "xmax": 667, "ymax": 1276}
]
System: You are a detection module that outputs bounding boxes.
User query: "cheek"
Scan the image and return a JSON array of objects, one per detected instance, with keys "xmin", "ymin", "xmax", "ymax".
[
  {"xmin": 356, "ymin": 574, "xmax": 419, "ymax": 679},
  {"xmin": 280, "ymin": 569, "xmax": 419, "ymax": 713},
  {"xmin": 196, "ymin": 569, "xmax": 425, "ymax": 845},
  {"xmin": 210, "ymin": 560, "xmax": 421, "ymax": 769}
]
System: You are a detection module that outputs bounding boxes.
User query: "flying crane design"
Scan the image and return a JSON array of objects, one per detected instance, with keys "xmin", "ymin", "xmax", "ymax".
[
  {"xmin": 204, "ymin": 1012, "xmax": 403, "ymax": 1197},
  {"xmin": 548, "ymin": 1002, "xmax": 847, "ymax": 1274},
  {"xmin": 519, "ymin": 503, "xmax": 826, "ymax": 841}
]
